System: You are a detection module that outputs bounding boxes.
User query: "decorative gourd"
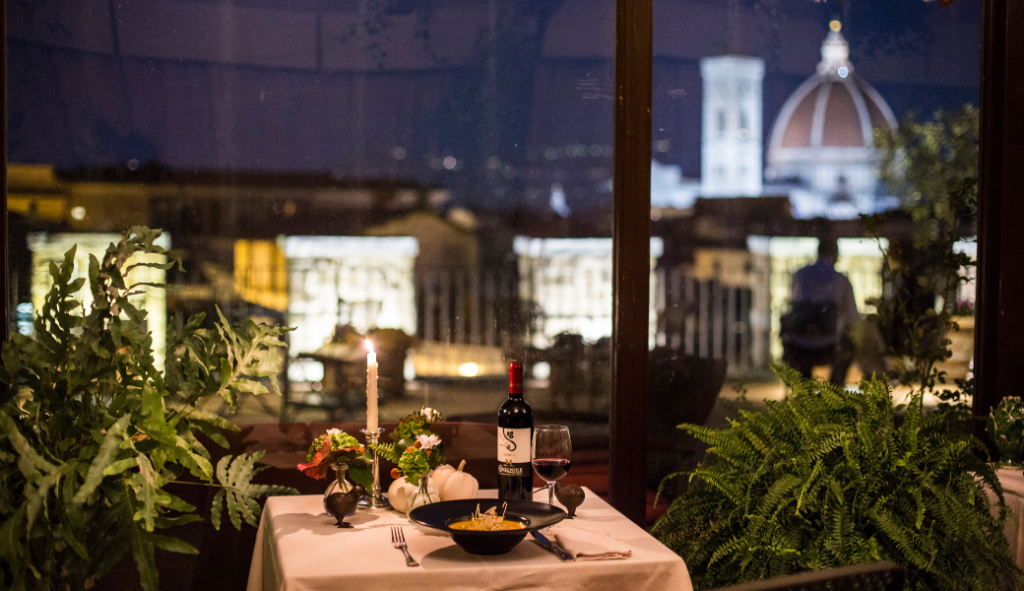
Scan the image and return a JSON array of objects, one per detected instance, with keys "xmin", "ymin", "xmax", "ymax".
[
  {"xmin": 388, "ymin": 476, "xmax": 434, "ymax": 513},
  {"xmin": 440, "ymin": 460, "xmax": 479, "ymax": 501},
  {"xmin": 431, "ymin": 463, "xmax": 458, "ymax": 492}
]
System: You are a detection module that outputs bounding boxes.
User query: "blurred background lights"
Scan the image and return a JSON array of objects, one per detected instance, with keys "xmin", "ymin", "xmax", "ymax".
[
  {"xmin": 532, "ymin": 361, "xmax": 551, "ymax": 380},
  {"xmin": 457, "ymin": 362, "xmax": 481, "ymax": 377},
  {"xmin": 837, "ymin": 66, "xmax": 849, "ymax": 78},
  {"xmin": 442, "ymin": 156, "xmax": 457, "ymax": 170},
  {"xmin": 70, "ymin": 206, "xmax": 86, "ymax": 220}
]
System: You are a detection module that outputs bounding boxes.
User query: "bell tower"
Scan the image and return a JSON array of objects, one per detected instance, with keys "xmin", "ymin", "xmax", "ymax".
[{"xmin": 700, "ymin": 56, "xmax": 765, "ymax": 197}]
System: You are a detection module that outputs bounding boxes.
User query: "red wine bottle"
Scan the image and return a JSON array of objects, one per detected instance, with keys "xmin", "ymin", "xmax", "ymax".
[{"xmin": 498, "ymin": 362, "xmax": 533, "ymax": 501}]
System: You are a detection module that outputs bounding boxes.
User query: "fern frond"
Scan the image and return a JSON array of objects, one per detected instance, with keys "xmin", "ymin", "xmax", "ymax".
[
  {"xmin": 210, "ymin": 452, "xmax": 298, "ymax": 531},
  {"xmin": 370, "ymin": 441, "xmax": 401, "ymax": 464}
]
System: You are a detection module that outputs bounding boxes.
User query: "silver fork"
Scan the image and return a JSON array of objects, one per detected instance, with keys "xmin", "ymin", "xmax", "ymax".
[{"xmin": 391, "ymin": 526, "xmax": 419, "ymax": 567}]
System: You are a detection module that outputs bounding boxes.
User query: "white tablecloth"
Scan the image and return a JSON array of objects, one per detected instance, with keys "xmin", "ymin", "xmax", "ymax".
[{"xmin": 246, "ymin": 488, "xmax": 692, "ymax": 591}]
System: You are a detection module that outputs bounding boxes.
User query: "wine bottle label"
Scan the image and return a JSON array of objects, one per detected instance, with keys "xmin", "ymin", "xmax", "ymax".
[
  {"xmin": 498, "ymin": 463, "xmax": 528, "ymax": 477},
  {"xmin": 497, "ymin": 427, "xmax": 531, "ymax": 464}
]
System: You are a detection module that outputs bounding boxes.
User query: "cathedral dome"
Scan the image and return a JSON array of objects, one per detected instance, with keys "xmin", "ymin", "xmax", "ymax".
[
  {"xmin": 765, "ymin": 22, "xmax": 897, "ymax": 218},
  {"xmin": 768, "ymin": 25, "xmax": 896, "ymax": 153}
]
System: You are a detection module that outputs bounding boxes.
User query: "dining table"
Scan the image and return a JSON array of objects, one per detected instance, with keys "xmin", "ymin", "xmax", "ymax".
[{"xmin": 246, "ymin": 487, "xmax": 693, "ymax": 591}]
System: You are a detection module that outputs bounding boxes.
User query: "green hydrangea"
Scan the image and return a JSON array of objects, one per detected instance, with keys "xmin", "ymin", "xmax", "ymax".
[{"xmin": 398, "ymin": 448, "xmax": 431, "ymax": 485}]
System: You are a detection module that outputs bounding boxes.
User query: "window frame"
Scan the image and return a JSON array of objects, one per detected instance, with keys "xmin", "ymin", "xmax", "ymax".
[
  {"xmin": 0, "ymin": 0, "xmax": 1019, "ymax": 524},
  {"xmin": 973, "ymin": 0, "xmax": 1024, "ymax": 438}
]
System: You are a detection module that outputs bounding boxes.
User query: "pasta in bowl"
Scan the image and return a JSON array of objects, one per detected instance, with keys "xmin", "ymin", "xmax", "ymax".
[{"xmin": 408, "ymin": 499, "xmax": 566, "ymax": 555}]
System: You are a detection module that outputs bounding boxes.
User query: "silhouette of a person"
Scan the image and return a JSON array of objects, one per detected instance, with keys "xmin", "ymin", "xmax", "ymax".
[{"xmin": 782, "ymin": 237, "xmax": 859, "ymax": 386}]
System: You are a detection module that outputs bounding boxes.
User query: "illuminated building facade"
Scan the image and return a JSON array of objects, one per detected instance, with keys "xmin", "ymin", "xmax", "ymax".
[{"xmin": 514, "ymin": 237, "xmax": 664, "ymax": 348}]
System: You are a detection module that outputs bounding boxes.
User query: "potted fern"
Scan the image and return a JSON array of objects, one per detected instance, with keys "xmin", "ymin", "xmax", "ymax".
[
  {"xmin": 652, "ymin": 366, "xmax": 1023, "ymax": 590},
  {"xmin": 0, "ymin": 227, "xmax": 297, "ymax": 591}
]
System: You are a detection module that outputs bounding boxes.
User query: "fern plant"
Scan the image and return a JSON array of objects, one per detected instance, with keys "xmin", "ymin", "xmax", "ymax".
[
  {"xmin": 652, "ymin": 366, "xmax": 1022, "ymax": 591},
  {"xmin": 0, "ymin": 227, "xmax": 298, "ymax": 591}
]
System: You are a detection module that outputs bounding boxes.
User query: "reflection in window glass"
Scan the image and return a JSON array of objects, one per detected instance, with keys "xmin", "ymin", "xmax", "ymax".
[
  {"xmin": 649, "ymin": 0, "xmax": 980, "ymax": 514},
  {"xmin": 7, "ymin": 1, "xmax": 616, "ymax": 501}
]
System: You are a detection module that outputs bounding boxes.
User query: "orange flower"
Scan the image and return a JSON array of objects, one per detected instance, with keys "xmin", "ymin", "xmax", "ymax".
[{"xmin": 296, "ymin": 438, "xmax": 334, "ymax": 480}]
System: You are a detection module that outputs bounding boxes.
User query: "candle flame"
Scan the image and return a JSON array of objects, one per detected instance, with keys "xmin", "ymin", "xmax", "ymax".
[{"xmin": 365, "ymin": 339, "xmax": 375, "ymax": 354}]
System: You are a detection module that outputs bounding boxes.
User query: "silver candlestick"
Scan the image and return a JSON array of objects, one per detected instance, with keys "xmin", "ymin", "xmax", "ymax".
[{"xmin": 359, "ymin": 428, "xmax": 389, "ymax": 509}]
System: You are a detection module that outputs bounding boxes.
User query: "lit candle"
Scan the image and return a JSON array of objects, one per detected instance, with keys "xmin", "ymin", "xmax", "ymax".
[{"xmin": 365, "ymin": 339, "xmax": 378, "ymax": 432}]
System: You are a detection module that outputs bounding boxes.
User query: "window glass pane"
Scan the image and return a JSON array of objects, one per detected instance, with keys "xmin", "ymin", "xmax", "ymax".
[
  {"xmin": 7, "ymin": 0, "xmax": 614, "ymax": 501},
  {"xmin": 649, "ymin": 0, "xmax": 980, "ymax": 517}
]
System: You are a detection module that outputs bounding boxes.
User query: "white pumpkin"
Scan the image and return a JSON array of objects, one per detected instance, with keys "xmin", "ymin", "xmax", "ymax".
[
  {"xmin": 440, "ymin": 460, "xmax": 479, "ymax": 501},
  {"xmin": 430, "ymin": 464, "xmax": 458, "ymax": 492},
  {"xmin": 388, "ymin": 476, "xmax": 435, "ymax": 513}
]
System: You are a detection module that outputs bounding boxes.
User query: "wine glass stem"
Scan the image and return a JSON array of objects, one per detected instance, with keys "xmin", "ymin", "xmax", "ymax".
[{"xmin": 548, "ymin": 482, "xmax": 554, "ymax": 505}]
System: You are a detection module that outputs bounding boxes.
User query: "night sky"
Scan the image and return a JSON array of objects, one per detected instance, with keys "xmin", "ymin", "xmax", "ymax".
[{"xmin": 6, "ymin": 0, "xmax": 981, "ymax": 211}]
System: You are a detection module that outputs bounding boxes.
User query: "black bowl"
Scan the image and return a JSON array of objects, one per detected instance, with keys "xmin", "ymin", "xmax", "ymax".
[{"xmin": 408, "ymin": 499, "xmax": 567, "ymax": 555}]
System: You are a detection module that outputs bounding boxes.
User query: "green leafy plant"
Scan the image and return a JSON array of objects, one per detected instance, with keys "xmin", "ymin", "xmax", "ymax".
[
  {"xmin": 864, "ymin": 105, "xmax": 979, "ymax": 397},
  {"xmin": 987, "ymin": 397, "xmax": 1024, "ymax": 465},
  {"xmin": 0, "ymin": 227, "xmax": 297, "ymax": 591},
  {"xmin": 652, "ymin": 366, "xmax": 1022, "ymax": 591}
]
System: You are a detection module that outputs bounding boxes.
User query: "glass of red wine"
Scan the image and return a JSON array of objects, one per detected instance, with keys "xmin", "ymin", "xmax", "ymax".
[{"xmin": 532, "ymin": 424, "xmax": 572, "ymax": 506}]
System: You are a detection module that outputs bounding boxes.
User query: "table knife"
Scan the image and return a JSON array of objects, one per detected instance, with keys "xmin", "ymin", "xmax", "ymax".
[{"xmin": 531, "ymin": 531, "xmax": 574, "ymax": 561}]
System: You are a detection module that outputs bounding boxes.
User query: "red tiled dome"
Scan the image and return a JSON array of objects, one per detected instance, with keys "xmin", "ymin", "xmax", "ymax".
[{"xmin": 768, "ymin": 28, "xmax": 896, "ymax": 152}]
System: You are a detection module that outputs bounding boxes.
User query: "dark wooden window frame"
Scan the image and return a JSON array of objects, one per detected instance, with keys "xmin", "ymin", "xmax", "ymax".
[{"xmin": 0, "ymin": 0, "xmax": 1020, "ymax": 525}]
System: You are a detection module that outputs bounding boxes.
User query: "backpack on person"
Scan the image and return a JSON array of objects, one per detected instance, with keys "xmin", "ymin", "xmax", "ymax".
[{"xmin": 781, "ymin": 300, "xmax": 839, "ymax": 366}]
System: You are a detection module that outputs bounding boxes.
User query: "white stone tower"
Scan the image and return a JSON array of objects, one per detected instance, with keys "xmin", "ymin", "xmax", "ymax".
[{"xmin": 700, "ymin": 56, "xmax": 765, "ymax": 197}]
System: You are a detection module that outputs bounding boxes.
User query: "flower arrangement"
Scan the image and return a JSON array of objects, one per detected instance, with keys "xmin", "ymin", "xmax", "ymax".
[
  {"xmin": 374, "ymin": 407, "xmax": 447, "ymax": 482},
  {"xmin": 391, "ymin": 406, "xmax": 444, "ymax": 445},
  {"xmin": 296, "ymin": 428, "xmax": 374, "ymax": 490},
  {"xmin": 394, "ymin": 433, "xmax": 443, "ymax": 485}
]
